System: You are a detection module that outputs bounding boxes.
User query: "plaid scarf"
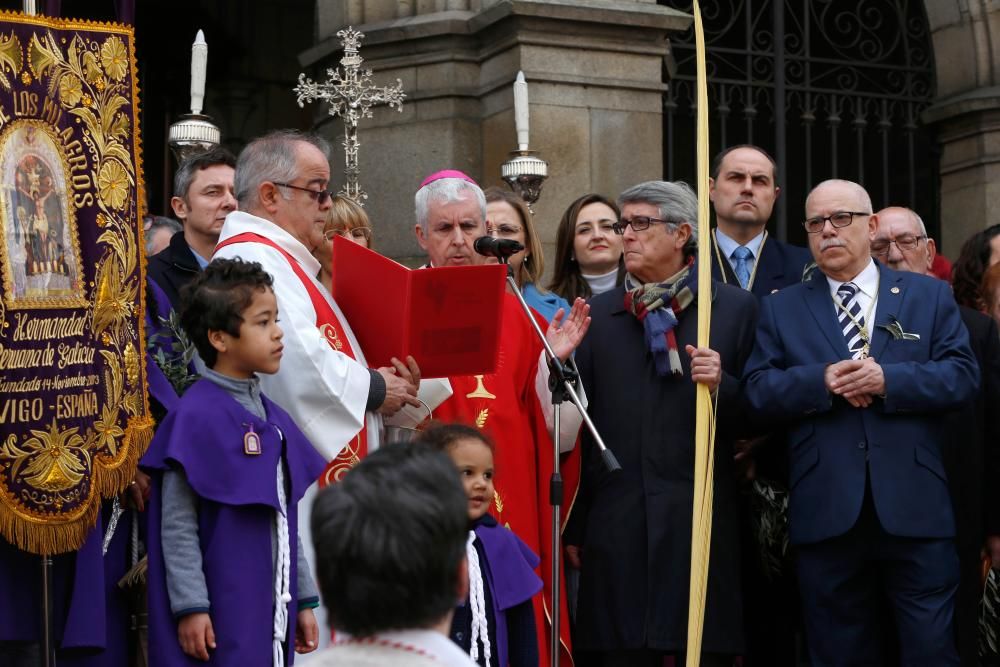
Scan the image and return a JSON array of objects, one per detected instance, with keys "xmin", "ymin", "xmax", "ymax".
[{"xmin": 624, "ymin": 257, "xmax": 698, "ymax": 377}]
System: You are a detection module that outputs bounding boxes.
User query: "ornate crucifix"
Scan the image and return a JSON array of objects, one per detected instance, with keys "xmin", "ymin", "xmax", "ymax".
[{"xmin": 295, "ymin": 27, "xmax": 405, "ymax": 204}]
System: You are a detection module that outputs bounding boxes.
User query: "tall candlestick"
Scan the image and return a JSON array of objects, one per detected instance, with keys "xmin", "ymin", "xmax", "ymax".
[
  {"xmin": 514, "ymin": 71, "xmax": 529, "ymax": 151},
  {"xmin": 190, "ymin": 30, "xmax": 207, "ymax": 115}
]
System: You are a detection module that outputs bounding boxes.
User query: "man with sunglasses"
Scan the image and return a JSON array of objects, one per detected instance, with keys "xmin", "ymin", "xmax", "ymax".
[
  {"xmin": 743, "ymin": 180, "xmax": 979, "ymax": 666},
  {"xmin": 567, "ymin": 180, "xmax": 757, "ymax": 666},
  {"xmin": 213, "ymin": 130, "xmax": 420, "ymax": 648},
  {"xmin": 873, "ymin": 205, "xmax": 1000, "ymax": 666}
]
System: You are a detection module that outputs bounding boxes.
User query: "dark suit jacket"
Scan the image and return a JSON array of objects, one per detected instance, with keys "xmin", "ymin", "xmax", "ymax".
[
  {"xmin": 570, "ymin": 281, "xmax": 757, "ymax": 653},
  {"xmin": 147, "ymin": 230, "xmax": 200, "ymax": 309},
  {"xmin": 742, "ymin": 263, "xmax": 979, "ymax": 545},
  {"xmin": 710, "ymin": 230, "xmax": 812, "ymax": 299},
  {"xmin": 946, "ymin": 306, "xmax": 1000, "ymax": 665}
]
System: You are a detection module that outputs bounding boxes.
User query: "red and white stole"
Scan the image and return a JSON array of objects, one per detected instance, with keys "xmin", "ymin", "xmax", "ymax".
[{"xmin": 215, "ymin": 232, "xmax": 366, "ymax": 485}]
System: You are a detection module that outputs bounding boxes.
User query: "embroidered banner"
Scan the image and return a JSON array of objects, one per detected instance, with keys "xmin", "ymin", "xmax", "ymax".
[{"xmin": 0, "ymin": 12, "xmax": 151, "ymax": 555}]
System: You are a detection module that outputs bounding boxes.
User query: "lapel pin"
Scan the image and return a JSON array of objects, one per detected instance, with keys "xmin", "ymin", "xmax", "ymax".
[{"xmin": 890, "ymin": 286, "xmax": 900, "ymax": 294}]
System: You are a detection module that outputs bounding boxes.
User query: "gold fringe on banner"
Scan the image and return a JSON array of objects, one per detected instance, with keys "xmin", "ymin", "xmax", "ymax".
[
  {"xmin": 686, "ymin": 1, "xmax": 717, "ymax": 664},
  {"xmin": 0, "ymin": 415, "xmax": 154, "ymax": 556}
]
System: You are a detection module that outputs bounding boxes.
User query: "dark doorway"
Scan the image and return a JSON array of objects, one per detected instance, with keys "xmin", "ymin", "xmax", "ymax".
[{"xmin": 660, "ymin": 0, "xmax": 938, "ymax": 249}]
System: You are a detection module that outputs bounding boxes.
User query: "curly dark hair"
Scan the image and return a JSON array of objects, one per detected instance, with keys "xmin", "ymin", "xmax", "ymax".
[
  {"xmin": 415, "ymin": 421, "xmax": 496, "ymax": 453},
  {"xmin": 547, "ymin": 193, "xmax": 623, "ymax": 301},
  {"xmin": 177, "ymin": 258, "xmax": 274, "ymax": 368},
  {"xmin": 951, "ymin": 224, "xmax": 1000, "ymax": 310}
]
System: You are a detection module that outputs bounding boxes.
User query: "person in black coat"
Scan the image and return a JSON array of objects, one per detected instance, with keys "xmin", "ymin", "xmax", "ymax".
[
  {"xmin": 874, "ymin": 206, "xmax": 1000, "ymax": 666},
  {"xmin": 566, "ymin": 180, "xmax": 758, "ymax": 667},
  {"xmin": 708, "ymin": 144, "xmax": 811, "ymax": 667},
  {"xmin": 147, "ymin": 146, "xmax": 236, "ymax": 308}
]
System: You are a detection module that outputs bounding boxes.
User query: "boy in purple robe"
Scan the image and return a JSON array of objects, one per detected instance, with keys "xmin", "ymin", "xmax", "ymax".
[
  {"xmin": 419, "ymin": 423, "xmax": 542, "ymax": 667},
  {"xmin": 143, "ymin": 258, "xmax": 326, "ymax": 666}
]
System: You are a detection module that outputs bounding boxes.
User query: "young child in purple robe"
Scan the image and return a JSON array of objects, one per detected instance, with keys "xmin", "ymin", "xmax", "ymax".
[
  {"xmin": 143, "ymin": 258, "xmax": 327, "ymax": 666},
  {"xmin": 418, "ymin": 423, "xmax": 542, "ymax": 667}
]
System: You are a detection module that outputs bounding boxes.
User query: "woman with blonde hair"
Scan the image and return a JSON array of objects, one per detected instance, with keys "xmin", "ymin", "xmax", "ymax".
[
  {"xmin": 483, "ymin": 186, "xmax": 570, "ymax": 322},
  {"xmin": 311, "ymin": 195, "xmax": 373, "ymax": 293}
]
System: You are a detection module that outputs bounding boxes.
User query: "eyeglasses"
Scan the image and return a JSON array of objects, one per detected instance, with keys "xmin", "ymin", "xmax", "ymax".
[
  {"xmin": 870, "ymin": 235, "xmax": 926, "ymax": 256},
  {"xmin": 613, "ymin": 215, "xmax": 677, "ymax": 235},
  {"xmin": 802, "ymin": 211, "xmax": 870, "ymax": 234},
  {"xmin": 487, "ymin": 223, "xmax": 522, "ymax": 238},
  {"xmin": 324, "ymin": 226, "xmax": 373, "ymax": 242},
  {"xmin": 273, "ymin": 181, "xmax": 334, "ymax": 205}
]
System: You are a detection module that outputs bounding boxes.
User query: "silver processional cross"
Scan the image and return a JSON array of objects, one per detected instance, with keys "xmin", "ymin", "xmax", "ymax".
[{"xmin": 294, "ymin": 27, "xmax": 405, "ymax": 204}]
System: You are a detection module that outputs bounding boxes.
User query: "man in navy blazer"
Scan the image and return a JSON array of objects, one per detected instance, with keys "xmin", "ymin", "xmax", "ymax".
[
  {"xmin": 708, "ymin": 145, "xmax": 812, "ymax": 297},
  {"xmin": 709, "ymin": 144, "xmax": 810, "ymax": 667},
  {"xmin": 743, "ymin": 179, "xmax": 979, "ymax": 666}
]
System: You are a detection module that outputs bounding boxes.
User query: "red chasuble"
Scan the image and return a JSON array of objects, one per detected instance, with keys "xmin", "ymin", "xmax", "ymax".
[
  {"xmin": 215, "ymin": 233, "xmax": 366, "ymax": 483},
  {"xmin": 433, "ymin": 293, "xmax": 580, "ymax": 667}
]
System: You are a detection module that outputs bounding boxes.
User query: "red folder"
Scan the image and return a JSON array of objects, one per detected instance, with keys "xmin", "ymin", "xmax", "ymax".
[{"xmin": 331, "ymin": 235, "xmax": 507, "ymax": 378}]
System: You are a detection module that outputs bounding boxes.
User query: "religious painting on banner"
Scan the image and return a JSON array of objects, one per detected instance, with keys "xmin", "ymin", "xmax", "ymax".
[{"xmin": 0, "ymin": 13, "xmax": 151, "ymax": 556}]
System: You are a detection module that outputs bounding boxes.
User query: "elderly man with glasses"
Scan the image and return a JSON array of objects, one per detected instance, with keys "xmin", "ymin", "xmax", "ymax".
[
  {"xmin": 566, "ymin": 180, "xmax": 757, "ymax": 666},
  {"xmin": 872, "ymin": 205, "xmax": 1000, "ymax": 666},
  {"xmin": 743, "ymin": 180, "xmax": 980, "ymax": 666}
]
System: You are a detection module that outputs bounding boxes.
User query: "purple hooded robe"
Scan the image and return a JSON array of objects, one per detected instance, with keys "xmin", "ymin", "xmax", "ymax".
[{"xmin": 143, "ymin": 379, "xmax": 326, "ymax": 666}]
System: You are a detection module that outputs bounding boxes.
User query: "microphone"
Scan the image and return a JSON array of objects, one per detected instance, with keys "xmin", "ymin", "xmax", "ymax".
[{"xmin": 474, "ymin": 236, "xmax": 524, "ymax": 260}]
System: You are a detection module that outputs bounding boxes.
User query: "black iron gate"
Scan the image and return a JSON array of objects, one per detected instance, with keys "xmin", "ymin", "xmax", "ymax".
[{"xmin": 660, "ymin": 0, "xmax": 937, "ymax": 247}]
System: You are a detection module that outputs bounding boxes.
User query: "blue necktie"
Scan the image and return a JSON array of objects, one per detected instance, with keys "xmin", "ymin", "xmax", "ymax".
[
  {"xmin": 732, "ymin": 246, "xmax": 753, "ymax": 289},
  {"xmin": 837, "ymin": 282, "xmax": 866, "ymax": 359}
]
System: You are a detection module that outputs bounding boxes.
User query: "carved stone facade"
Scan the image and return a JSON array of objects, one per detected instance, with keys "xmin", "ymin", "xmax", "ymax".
[
  {"xmin": 300, "ymin": 0, "xmax": 688, "ymax": 263},
  {"xmin": 923, "ymin": 0, "xmax": 1000, "ymax": 254},
  {"xmin": 299, "ymin": 0, "xmax": 1000, "ymax": 261}
]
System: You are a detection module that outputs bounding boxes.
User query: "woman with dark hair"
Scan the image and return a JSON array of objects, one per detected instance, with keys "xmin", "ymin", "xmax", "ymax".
[
  {"xmin": 483, "ymin": 186, "xmax": 570, "ymax": 322},
  {"xmin": 548, "ymin": 194, "xmax": 623, "ymax": 302},
  {"xmin": 952, "ymin": 223, "xmax": 1000, "ymax": 310}
]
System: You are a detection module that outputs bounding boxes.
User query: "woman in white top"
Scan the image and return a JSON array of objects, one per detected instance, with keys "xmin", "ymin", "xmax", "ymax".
[{"xmin": 548, "ymin": 194, "xmax": 623, "ymax": 302}]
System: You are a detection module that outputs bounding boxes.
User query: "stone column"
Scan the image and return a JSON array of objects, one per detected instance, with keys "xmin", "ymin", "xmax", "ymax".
[
  {"xmin": 304, "ymin": 0, "xmax": 690, "ymax": 263},
  {"xmin": 922, "ymin": 0, "xmax": 1000, "ymax": 255}
]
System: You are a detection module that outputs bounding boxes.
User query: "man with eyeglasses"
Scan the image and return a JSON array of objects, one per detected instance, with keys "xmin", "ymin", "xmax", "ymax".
[
  {"xmin": 743, "ymin": 179, "xmax": 979, "ymax": 666},
  {"xmin": 873, "ymin": 205, "xmax": 1000, "ymax": 667},
  {"xmin": 213, "ymin": 130, "xmax": 420, "ymax": 647},
  {"xmin": 566, "ymin": 180, "xmax": 757, "ymax": 666},
  {"xmin": 412, "ymin": 169, "xmax": 590, "ymax": 666}
]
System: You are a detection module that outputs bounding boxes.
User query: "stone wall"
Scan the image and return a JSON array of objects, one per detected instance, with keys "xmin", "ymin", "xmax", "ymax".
[{"xmin": 301, "ymin": 0, "xmax": 689, "ymax": 265}]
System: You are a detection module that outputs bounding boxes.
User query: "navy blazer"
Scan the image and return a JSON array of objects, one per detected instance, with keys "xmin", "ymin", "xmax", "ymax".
[
  {"xmin": 742, "ymin": 263, "xmax": 979, "ymax": 545},
  {"xmin": 710, "ymin": 231, "xmax": 813, "ymax": 298}
]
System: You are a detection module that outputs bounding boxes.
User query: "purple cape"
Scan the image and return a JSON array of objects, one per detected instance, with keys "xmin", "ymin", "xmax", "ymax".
[
  {"xmin": 475, "ymin": 515, "xmax": 542, "ymax": 667},
  {"xmin": 0, "ymin": 503, "xmax": 131, "ymax": 664},
  {"xmin": 142, "ymin": 379, "xmax": 326, "ymax": 666},
  {"xmin": 145, "ymin": 278, "xmax": 181, "ymax": 411}
]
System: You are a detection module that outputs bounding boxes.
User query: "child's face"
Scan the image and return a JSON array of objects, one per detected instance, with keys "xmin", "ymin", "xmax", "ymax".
[
  {"xmin": 213, "ymin": 288, "xmax": 284, "ymax": 378},
  {"xmin": 449, "ymin": 437, "xmax": 494, "ymax": 521}
]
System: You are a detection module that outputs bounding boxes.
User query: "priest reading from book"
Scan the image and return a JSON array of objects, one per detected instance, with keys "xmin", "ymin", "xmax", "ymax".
[
  {"xmin": 412, "ymin": 170, "xmax": 590, "ymax": 667},
  {"xmin": 215, "ymin": 130, "xmax": 420, "ymax": 463},
  {"xmin": 212, "ymin": 130, "xmax": 421, "ymax": 640}
]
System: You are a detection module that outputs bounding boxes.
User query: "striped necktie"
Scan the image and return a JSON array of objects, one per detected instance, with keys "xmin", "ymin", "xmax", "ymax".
[{"xmin": 837, "ymin": 282, "xmax": 866, "ymax": 359}]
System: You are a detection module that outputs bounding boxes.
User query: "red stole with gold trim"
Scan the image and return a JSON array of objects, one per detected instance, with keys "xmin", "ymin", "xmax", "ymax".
[{"xmin": 215, "ymin": 232, "xmax": 366, "ymax": 484}]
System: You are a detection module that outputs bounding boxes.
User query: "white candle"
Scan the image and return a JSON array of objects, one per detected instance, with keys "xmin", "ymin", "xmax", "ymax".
[
  {"xmin": 190, "ymin": 30, "xmax": 207, "ymax": 115},
  {"xmin": 514, "ymin": 71, "xmax": 529, "ymax": 151}
]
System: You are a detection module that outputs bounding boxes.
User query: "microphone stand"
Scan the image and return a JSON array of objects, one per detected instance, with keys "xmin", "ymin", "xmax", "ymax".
[{"xmin": 499, "ymin": 259, "xmax": 620, "ymax": 667}]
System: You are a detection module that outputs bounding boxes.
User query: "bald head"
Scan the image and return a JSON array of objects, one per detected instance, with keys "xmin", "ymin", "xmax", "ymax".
[
  {"xmin": 872, "ymin": 206, "xmax": 935, "ymax": 275},
  {"xmin": 804, "ymin": 179, "xmax": 877, "ymax": 282}
]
